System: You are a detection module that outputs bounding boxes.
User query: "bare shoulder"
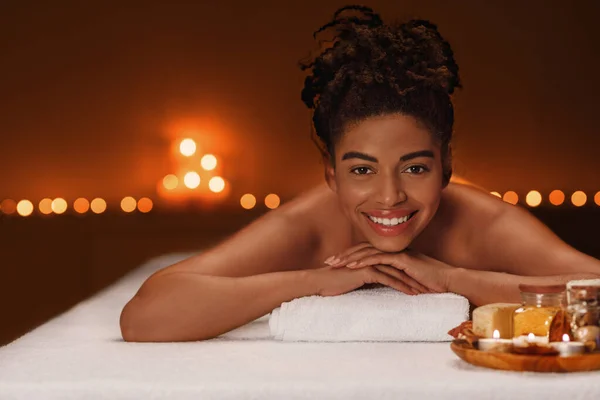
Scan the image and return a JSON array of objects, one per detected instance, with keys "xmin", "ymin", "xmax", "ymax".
[
  {"xmin": 441, "ymin": 182, "xmax": 511, "ymax": 222},
  {"xmin": 151, "ymin": 183, "xmax": 338, "ymax": 279},
  {"xmin": 438, "ymin": 182, "xmax": 579, "ymax": 274},
  {"xmin": 419, "ymin": 182, "xmax": 513, "ymax": 269}
]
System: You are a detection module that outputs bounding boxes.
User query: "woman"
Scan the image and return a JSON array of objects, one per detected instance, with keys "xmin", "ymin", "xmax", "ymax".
[{"xmin": 120, "ymin": 6, "xmax": 600, "ymax": 342}]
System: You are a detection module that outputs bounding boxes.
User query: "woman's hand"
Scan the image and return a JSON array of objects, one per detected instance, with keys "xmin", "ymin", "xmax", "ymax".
[
  {"xmin": 324, "ymin": 243, "xmax": 455, "ymax": 294},
  {"xmin": 310, "ymin": 264, "xmax": 422, "ymax": 297}
]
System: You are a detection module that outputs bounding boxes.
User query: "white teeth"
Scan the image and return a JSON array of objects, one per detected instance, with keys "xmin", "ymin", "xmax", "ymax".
[{"xmin": 367, "ymin": 213, "xmax": 413, "ymax": 226}]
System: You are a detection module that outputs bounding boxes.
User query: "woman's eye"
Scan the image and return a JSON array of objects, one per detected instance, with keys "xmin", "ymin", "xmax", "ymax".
[
  {"xmin": 351, "ymin": 167, "xmax": 373, "ymax": 175},
  {"xmin": 405, "ymin": 165, "xmax": 428, "ymax": 174}
]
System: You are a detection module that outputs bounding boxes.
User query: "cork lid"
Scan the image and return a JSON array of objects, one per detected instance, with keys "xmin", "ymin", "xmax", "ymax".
[{"xmin": 518, "ymin": 284, "xmax": 566, "ymax": 294}]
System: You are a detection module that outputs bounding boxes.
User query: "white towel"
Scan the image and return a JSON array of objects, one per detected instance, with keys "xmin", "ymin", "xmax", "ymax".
[{"xmin": 269, "ymin": 286, "xmax": 469, "ymax": 342}]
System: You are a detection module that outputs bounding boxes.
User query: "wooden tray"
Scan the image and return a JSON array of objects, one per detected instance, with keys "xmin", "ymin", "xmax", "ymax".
[{"xmin": 451, "ymin": 339, "xmax": 600, "ymax": 373}]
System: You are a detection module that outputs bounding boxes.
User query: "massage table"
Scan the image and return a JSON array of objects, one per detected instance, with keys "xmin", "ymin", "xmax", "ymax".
[{"xmin": 1, "ymin": 253, "xmax": 599, "ymax": 399}]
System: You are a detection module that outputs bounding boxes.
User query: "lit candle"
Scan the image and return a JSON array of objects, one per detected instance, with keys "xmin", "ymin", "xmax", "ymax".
[
  {"xmin": 478, "ymin": 329, "xmax": 513, "ymax": 352},
  {"xmin": 550, "ymin": 334, "xmax": 585, "ymax": 357},
  {"xmin": 512, "ymin": 333, "xmax": 549, "ymax": 348}
]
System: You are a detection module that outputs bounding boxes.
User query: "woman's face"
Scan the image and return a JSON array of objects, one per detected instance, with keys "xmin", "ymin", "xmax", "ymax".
[{"xmin": 325, "ymin": 113, "xmax": 444, "ymax": 252}]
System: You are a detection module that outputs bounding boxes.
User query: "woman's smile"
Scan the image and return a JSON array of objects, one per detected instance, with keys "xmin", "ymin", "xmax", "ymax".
[{"xmin": 363, "ymin": 210, "xmax": 418, "ymax": 237}]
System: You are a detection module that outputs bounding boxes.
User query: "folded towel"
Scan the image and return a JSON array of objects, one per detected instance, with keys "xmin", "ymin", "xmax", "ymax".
[{"xmin": 269, "ymin": 286, "xmax": 469, "ymax": 342}]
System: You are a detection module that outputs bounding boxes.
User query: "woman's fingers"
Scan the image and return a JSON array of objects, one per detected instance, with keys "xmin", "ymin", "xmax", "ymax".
[
  {"xmin": 374, "ymin": 265, "xmax": 429, "ymax": 294},
  {"xmin": 365, "ymin": 267, "xmax": 415, "ymax": 295},
  {"xmin": 324, "ymin": 242, "xmax": 371, "ymax": 265},
  {"xmin": 330, "ymin": 247, "xmax": 381, "ymax": 268}
]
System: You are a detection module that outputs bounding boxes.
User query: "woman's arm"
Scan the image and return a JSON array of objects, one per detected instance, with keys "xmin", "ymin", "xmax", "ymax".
[
  {"xmin": 120, "ymin": 188, "xmax": 327, "ymax": 341},
  {"xmin": 449, "ymin": 201, "xmax": 600, "ymax": 306},
  {"xmin": 120, "ymin": 269, "xmax": 318, "ymax": 342},
  {"xmin": 447, "ymin": 266, "xmax": 600, "ymax": 306}
]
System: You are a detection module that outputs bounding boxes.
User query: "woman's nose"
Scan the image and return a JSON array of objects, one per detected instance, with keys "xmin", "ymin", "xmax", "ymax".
[{"xmin": 375, "ymin": 176, "xmax": 407, "ymax": 207}]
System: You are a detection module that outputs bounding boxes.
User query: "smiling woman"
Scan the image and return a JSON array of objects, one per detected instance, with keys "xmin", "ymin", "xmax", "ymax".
[
  {"xmin": 119, "ymin": 5, "xmax": 600, "ymax": 343},
  {"xmin": 328, "ymin": 114, "xmax": 443, "ymax": 252}
]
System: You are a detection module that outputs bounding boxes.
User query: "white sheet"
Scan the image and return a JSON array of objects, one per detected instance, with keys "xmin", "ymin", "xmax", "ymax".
[{"xmin": 1, "ymin": 253, "xmax": 600, "ymax": 400}]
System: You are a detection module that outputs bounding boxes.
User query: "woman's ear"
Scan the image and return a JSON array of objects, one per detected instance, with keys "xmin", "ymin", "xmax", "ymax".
[{"xmin": 323, "ymin": 153, "xmax": 337, "ymax": 192}]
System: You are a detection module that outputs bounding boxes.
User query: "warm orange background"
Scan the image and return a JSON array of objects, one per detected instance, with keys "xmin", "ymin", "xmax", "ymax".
[{"xmin": 2, "ymin": 0, "xmax": 599, "ymax": 205}]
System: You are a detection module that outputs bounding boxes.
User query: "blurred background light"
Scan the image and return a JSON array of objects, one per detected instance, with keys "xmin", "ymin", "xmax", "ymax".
[
  {"xmin": 240, "ymin": 194, "xmax": 256, "ymax": 210},
  {"xmin": 179, "ymin": 138, "xmax": 196, "ymax": 157},
  {"xmin": 90, "ymin": 198, "xmax": 107, "ymax": 214},
  {"xmin": 183, "ymin": 172, "xmax": 201, "ymax": 189},
  {"xmin": 51, "ymin": 198, "xmax": 67, "ymax": 214},
  {"xmin": 265, "ymin": 193, "xmax": 280, "ymax": 209}
]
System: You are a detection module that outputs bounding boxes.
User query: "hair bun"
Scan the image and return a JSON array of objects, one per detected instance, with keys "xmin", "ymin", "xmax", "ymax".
[
  {"xmin": 398, "ymin": 19, "xmax": 461, "ymax": 95},
  {"xmin": 300, "ymin": 7, "xmax": 461, "ymax": 111}
]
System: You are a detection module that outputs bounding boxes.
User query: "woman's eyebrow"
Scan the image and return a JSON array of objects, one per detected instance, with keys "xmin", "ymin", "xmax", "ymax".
[
  {"xmin": 341, "ymin": 151, "xmax": 378, "ymax": 162},
  {"xmin": 400, "ymin": 150, "xmax": 434, "ymax": 162},
  {"xmin": 341, "ymin": 150, "xmax": 434, "ymax": 163}
]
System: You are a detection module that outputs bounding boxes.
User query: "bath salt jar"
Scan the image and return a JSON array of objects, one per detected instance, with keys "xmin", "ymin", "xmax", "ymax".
[
  {"xmin": 566, "ymin": 280, "xmax": 600, "ymax": 351},
  {"xmin": 513, "ymin": 284, "xmax": 566, "ymax": 339}
]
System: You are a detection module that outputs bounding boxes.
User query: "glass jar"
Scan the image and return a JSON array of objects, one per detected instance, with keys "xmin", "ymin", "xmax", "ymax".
[
  {"xmin": 566, "ymin": 283, "xmax": 600, "ymax": 349},
  {"xmin": 513, "ymin": 284, "xmax": 566, "ymax": 338}
]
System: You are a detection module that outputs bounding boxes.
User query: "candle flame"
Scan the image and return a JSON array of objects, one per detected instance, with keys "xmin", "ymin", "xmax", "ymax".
[
  {"xmin": 562, "ymin": 334, "xmax": 570, "ymax": 342},
  {"xmin": 527, "ymin": 333, "xmax": 535, "ymax": 342},
  {"xmin": 492, "ymin": 330, "xmax": 500, "ymax": 339}
]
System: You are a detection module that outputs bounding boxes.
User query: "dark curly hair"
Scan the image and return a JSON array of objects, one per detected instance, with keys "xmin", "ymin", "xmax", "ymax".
[{"xmin": 300, "ymin": 5, "xmax": 461, "ymax": 187}]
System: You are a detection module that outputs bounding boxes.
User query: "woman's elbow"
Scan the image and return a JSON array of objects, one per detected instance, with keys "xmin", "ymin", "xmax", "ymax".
[{"xmin": 120, "ymin": 296, "xmax": 147, "ymax": 342}]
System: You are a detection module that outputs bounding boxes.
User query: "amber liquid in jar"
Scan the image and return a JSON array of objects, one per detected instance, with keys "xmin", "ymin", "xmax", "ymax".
[{"xmin": 513, "ymin": 284, "xmax": 566, "ymax": 338}]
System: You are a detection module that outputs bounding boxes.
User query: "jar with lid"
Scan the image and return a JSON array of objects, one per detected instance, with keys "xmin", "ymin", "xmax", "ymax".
[
  {"xmin": 566, "ymin": 281, "xmax": 600, "ymax": 350},
  {"xmin": 513, "ymin": 284, "xmax": 566, "ymax": 338}
]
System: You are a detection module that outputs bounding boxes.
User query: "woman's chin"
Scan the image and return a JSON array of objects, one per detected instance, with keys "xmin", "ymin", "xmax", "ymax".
[{"xmin": 367, "ymin": 237, "xmax": 411, "ymax": 253}]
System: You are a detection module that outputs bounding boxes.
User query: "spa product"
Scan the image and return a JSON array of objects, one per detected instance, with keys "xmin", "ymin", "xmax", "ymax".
[
  {"xmin": 550, "ymin": 334, "xmax": 585, "ymax": 357},
  {"xmin": 472, "ymin": 303, "xmax": 520, "ymax": 338},
  {"xmin": 513, "ymin": 284, "xmax": 565, "ymax": 338},
  {"xmin": 477, "ymin": 329, "xmax": 513, "ymax": 352},
  {"xmin": 566, "ymin": 280, "xmax": 600, "ymax": 351}
]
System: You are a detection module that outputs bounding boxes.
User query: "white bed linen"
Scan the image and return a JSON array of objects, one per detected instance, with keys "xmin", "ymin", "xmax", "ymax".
[{"xmin": 1, "ymin": 253, "xmax": 600, "ymax": 400}]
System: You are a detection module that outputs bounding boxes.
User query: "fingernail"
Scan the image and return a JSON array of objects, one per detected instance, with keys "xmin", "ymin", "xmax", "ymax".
[
  {"xmin": 346, "ymin": 261, "xmax": 357, "ymax": 268},
  {"xmin": 330, "ymin": 257, "xmax": 340, "ymax": 265},
  {"xmin": 324, "ymin": 256, "xmax": 335, "ymax": 264}
]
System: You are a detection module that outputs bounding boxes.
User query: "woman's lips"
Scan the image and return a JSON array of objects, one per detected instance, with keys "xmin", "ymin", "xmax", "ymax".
[{"xmin": 363, "ymin": 211, "xmax": 417, "ymax": 237}]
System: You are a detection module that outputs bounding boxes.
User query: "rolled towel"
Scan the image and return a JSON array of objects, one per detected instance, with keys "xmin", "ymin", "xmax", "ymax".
[{"xmin": 269, "ymin": 286, "xmax": 469, "ymax": 342}]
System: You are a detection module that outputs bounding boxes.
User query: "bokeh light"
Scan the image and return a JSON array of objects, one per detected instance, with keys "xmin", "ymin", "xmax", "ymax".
[
  {"xmin": 240, "ymin": 194, "xmax": 256, "ymax": 210},
  {"xmin": 90, "ymin": 198, "xmax": 107, "ymax": 214},
  {"xmin": 51, "ymin": 198, "xmax": 68, "ymax": 214},
  {"xmin": 39, "ymin": 198, "xmax": 53, "ymax": 215},
  {"xmin": 525, "ymin": 190, "xmax": 542, "ymax": 207},
  {"xmin": 208, "ymin": 176, "xmax": 225, "ymax": 193},
  {"xmin": 183, "ymin": 172, "xmax": 201, "ymax": 189},
  {"xmin": 201, "ymin": 154, "xmax": 218, "ymax": 171},
  {"xmin": 121, "ymin": 196, "xmax": 137, "ymax": 213},
  {"xmin": 490, "ymin": 192, "xmax": 501, "ymax": 198},
  {"xmin": 265, "ymin": 194, "xmax": 281, "ymax": 209},
  {"xmin": 595, "ymin": 191, "xmax": 600, "ymax": 206},
  {"xmin": 0, "ymin": 199, "xmax": 17, "ymax": 215},
  {"xmin": 502, "ymin": 191, "xmax": 519, "ymax": 205},
  {"xmin": 571, "ymin": 191, "xmax": 587, "ymax": 207},
  {"xmin": 73, "ymin": 198, "xmax": 90, "ymax": 214},
  {"xmin": 137, "ymin": 197, "xmax": 153, "ymax": 213},
  {"xmin": 549, "ymin": 190, "xmax": 565, "ymax": 206},
  {"xmin": 179, "ymin": 138, "xmax": 196, "ymax": 157},
  {"xmin": 163, "ymin": 174, "xmax": 178, "ymax": 190},
  {"xmin": 17, "ymin": 200, "xmax": 34, "ymax": 217}
]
